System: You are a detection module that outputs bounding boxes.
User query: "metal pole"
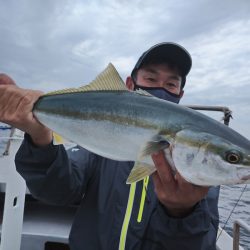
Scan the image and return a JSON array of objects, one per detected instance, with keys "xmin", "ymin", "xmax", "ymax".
[
  {"xmin": 233, "ymin": 223, "xmax": 240, "ymax": 250},
  {"xmin": 233, "ymin": 219, "xmax": 250, "ymax": 250},
  {"xmin": 3, "ymin": 127, "xmax": 15, "ymax": 156},
  {"xmin": 185, "ymin": 105, "xmax": 232, "ymax": 126}
]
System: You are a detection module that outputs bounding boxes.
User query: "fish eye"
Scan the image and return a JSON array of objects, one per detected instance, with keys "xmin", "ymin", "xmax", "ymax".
[{"xmin": 225, "ymin": 151, "xmax": 241, "ymax": 164}]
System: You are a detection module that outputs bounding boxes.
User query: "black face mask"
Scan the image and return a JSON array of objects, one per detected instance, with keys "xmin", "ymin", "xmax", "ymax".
[{"xmin": 134, "ymin": 83, "xmax": 181, "ymax": 104}]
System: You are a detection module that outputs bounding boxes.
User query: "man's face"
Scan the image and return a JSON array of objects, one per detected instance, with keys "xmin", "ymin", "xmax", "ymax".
[{"xmin": 136, "ymin": 63, "xmax": 182, "ymax": 95}]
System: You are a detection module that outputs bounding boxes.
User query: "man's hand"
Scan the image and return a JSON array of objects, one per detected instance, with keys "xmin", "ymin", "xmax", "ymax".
[
  {"xmin": 0, "ymin": 74, "xmax": 53, "ymax": 146},
  {"xmin": 0, "ymin": 73, "xmax": 16, "ymax": 86},
  {"xmin": 152, "ymin": 150, "xmax": 209, "ymax": 218}
]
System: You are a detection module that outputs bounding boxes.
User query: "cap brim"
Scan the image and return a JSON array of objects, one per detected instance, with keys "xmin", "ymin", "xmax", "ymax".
[{"xmin": 134, "ymin": 42, "xmax": 192, "ymax": 76}]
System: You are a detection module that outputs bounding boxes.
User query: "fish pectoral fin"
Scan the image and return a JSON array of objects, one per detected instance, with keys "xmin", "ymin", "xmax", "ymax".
[
  {"xmin": 127, "ymin": 134, "xmax": 170, "ymax": 184},
  {"xmin": 139, "ymin": 135, "xmax": 170, "ymax": 158},
  {"xmin": 44, "ymin": 63, "xmax": 127, "ymax": 96},
  {"xmin": 126, "ymin": 162, "xmax": 156, "ymax": 184}
]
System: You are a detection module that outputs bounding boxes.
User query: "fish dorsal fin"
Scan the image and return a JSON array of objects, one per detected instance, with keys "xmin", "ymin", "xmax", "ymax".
[
  {"xmin": 81, "ymin": 63, "xmax": 127, "ymax": 92},
  {"xmin": 44, "ymin": 63, "xmax": 127, "ymax": 96}
]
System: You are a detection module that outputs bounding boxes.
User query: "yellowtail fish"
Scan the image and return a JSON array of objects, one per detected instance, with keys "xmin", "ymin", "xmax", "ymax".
[{"xmin": 33, "ymin": 64, "xmax": 250, "ymax": 186}]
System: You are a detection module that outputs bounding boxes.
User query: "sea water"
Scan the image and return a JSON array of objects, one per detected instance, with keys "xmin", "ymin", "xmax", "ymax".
[{"xmin": 219, "ymin": 185, "xmax": 250, "ymax": 249}]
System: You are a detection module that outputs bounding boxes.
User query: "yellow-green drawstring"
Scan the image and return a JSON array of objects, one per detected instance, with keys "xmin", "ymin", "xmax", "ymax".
[{"xmin": 137, "ymin": 176, "xmax": 149, "ymax": 223}]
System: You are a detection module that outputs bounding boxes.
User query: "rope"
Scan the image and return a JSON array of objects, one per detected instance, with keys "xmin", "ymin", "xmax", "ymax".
[{"xmin": 217, "ymin": 184, "xmax": 248, "ymax": 241}]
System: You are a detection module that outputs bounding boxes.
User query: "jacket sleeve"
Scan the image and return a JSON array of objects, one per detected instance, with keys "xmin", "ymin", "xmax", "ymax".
[
  {"xmin": 142, "ymin": 187, "xmax": 220, "ymax": 250},
  {"xmin": 15, "ymin": 134, "xmax": 98, "ymax": 205}
]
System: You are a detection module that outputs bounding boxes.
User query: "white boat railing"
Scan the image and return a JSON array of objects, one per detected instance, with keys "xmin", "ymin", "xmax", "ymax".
[
  {"xmin": 233, "ymin": 219, "xmax": 250, "ymax": 250},
  {"xmin": 0, "ymin": 129, "xmax": 26, "ymax": 250}
]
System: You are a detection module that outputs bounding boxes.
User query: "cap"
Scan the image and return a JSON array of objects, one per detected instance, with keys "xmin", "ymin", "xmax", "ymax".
[{"xmin": 131, "ymin": 42, "xmax": 192, "ymax": 88}]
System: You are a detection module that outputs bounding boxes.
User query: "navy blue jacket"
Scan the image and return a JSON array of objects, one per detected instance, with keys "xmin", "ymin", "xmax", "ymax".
[{"xmin": 15, "ymin": 134, "xmax": 220, "ymax": 250}]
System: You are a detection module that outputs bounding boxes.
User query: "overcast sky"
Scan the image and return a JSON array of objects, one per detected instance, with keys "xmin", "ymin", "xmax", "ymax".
[{"xmin": 0, "ymin": 0, "xmax": 250, "ymax": 139}]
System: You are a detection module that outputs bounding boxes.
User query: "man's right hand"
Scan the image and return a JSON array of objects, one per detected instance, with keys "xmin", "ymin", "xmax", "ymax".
[{"xmin": 0, "ymin": 74, "xmax": 53, "ymax": 146}]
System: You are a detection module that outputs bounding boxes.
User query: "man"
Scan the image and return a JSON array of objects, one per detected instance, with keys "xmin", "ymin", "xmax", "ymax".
[{"xmin": 0, "ymin": 42, "xmax": 219, "ymax": 250}]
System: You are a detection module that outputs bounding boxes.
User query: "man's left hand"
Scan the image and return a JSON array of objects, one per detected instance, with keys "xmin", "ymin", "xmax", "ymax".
[{"xmin": 152, "ymin": 150, "xmax": 209, "ymax": 218}]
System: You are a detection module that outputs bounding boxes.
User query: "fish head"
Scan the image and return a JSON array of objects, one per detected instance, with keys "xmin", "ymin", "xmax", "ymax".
[{"xmin": 172, "ymin": 129, "xmax": 250, "ymax": 186}]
